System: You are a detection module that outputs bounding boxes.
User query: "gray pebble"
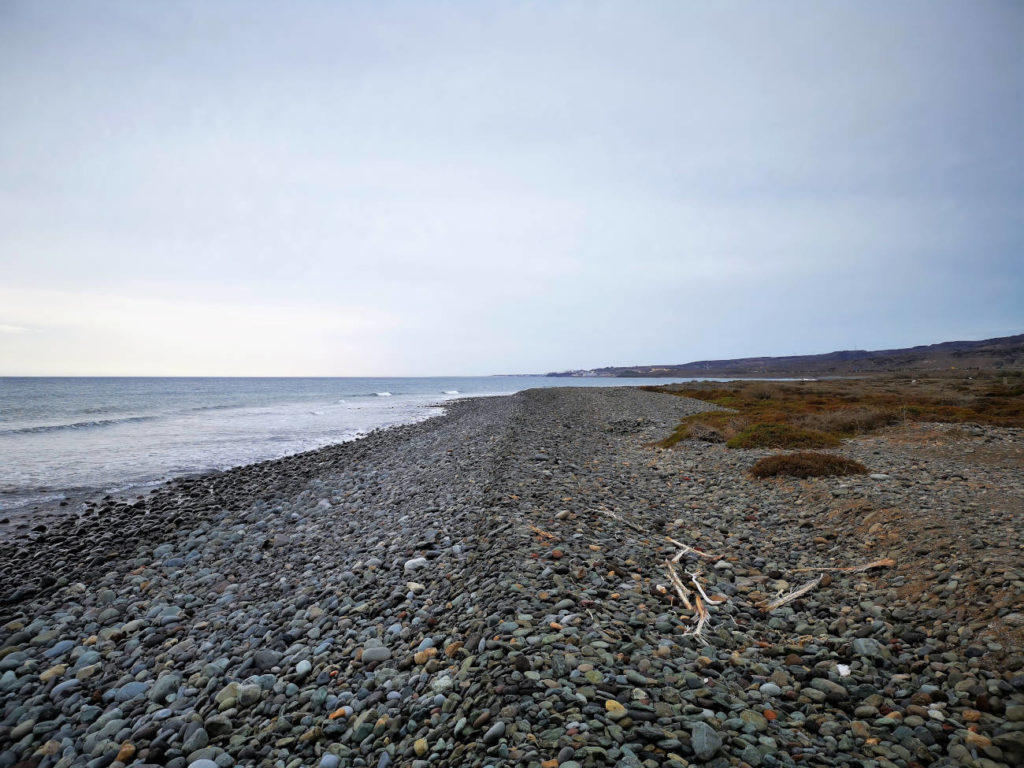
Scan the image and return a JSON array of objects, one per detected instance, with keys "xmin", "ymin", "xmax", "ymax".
[
  {"xmin": 404, "ymin": 557, "xmax": 429, "ymax": 572},
  {"xmin": 483, "ymin": 721, "xmax": 506, "ymax": 745},
  {"xmin": 690, "ymin": 721, "xmax": 722, "ymax": 761}
]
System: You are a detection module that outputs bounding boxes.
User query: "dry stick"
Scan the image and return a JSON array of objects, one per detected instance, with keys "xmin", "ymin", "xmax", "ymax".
[
  {"xmin": 600, "ymin": 508, "xmax": 648, "ymax": 534},
  {"xmin": 792, "ymin": 557, "xmax": 896, "ymax": 574},
  {"xmin": 666, "ymin": 536, "xmax": 721, "ymax": 561},
  {"xmin": 688, "ymin": 569, "xmax": 726, "ymax": 605},
  {"xmin": 690, "ymin": 594, "xmax": 710, "ymax": 638},
  {"xmin": 528, "ymin": 524, "xmax": 559, "ymax": 541},
  {"xmin": 600, "ymin": 506, "xmax": 897, "ymax": 630},
  {"xmin": 759, "ymin": 575, "xmax": 824, "ymax": 612},
  {"xmin": 667, "ymin": 564, "xmax": 710, "ymax": 638},
  {"xmin": 663, "ymin": 562, "xmax": 694, "ymax": 610},
  {"xmin": 586, "ymin": 609, "xmax": 618, "ymax": 643}
]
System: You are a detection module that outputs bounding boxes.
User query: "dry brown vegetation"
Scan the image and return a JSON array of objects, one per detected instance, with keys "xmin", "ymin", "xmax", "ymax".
[
  {"xmin": 646, "ymin": 370, "xmax": 1024, "ymax": 449},
  {"xmin": 726, "ymin": 423, "xmax": 839, "ymax": 450},
  {"xmin": 750, "ymin": 451, "xmax": 868, "ymax": 478}
]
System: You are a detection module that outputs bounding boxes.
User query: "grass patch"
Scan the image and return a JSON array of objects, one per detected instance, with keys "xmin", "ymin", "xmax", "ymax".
[
  {"xmin": 796, "ymin": 406, "xmax": 900, "ymax": 436},
  {"xmin": 646, "ymin": 371, "xmax": 1024, "ymax": 449},
  {"xmin": 660, "ymin": 412, "xmax": 748, "ymax": 447},
  {"xmin": 750, "ymin": 451, "xmax": 868, "ymax": 478},
  {"xmin": 726, "ymin": 423, "xmax": 839, "ymax": 449}
]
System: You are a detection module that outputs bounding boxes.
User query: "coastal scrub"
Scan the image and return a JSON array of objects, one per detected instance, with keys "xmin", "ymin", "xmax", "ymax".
[
  {"xmin": 726, "ymin": 423, "xmax": 839, "ymax": 449},
  {"xmin": 646, "ymin": 372, "xmax": 1024, "ymax": 449},
  {"xmin": 750, "ymin": 451, "xmax": 868, "ymax": 478}
]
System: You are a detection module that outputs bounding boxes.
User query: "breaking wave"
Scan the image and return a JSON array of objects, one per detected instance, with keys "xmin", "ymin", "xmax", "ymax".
[{"xmin": 0, "ymin": 415, "xmax": 159, "ymax": 436}]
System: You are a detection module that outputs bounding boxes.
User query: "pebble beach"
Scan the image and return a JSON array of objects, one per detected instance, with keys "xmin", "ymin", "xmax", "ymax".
[{"xmin": 1, "ymin": 386, "xmax": 1022, "ymax": 768}]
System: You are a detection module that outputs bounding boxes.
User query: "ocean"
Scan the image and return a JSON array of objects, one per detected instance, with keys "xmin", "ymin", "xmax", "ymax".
[{"xmin": 0, "ymin": 376, "xmax": 702, "ymax": 512}]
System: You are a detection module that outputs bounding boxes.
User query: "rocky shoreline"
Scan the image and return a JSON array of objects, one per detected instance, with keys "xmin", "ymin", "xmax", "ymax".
[{"xmin": 1, "ymin": 387, "xmax": 1022, "ymax": 768}]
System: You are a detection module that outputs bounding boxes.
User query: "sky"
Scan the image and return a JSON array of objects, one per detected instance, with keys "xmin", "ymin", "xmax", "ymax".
[{"xmin": 1, "ymin": 0, "xmax": 1021, "ymax": 376}]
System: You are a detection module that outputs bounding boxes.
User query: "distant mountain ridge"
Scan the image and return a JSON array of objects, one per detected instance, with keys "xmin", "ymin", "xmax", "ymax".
[{"xmin": 548, "ymin": 333, "xmax": 1024, "ymax": 378}]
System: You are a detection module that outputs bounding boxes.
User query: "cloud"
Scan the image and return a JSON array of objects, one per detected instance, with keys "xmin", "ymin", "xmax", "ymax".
[
  {"xmin": 0, "ymin": 286, "xmax": 399, "ymax": 375},
  {"xmin": 0, "ymin": 323, "xmax": 32, "ymax": 334},
  {"xmin": 0, "ymin": 1, "xmax": 1020, "ymax": 374}
]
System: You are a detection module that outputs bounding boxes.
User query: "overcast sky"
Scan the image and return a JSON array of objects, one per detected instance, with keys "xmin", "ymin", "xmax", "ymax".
[{"xmin": 1, "ymin": 1, "xmax": 1021, "ymax": 375}]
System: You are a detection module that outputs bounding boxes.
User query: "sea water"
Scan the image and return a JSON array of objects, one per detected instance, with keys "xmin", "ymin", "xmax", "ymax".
[{"xmin": 0, "ymin": 376, "xmax": 702, "ymax": 511}]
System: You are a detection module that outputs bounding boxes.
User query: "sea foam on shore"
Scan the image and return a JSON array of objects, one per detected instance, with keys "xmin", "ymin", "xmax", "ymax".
[{"xmin": 0, "ymin": 375, "xmax": 704, "ymax": 515}]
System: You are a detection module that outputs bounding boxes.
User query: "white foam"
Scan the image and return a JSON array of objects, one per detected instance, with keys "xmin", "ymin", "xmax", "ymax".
[
  {"xmin": 442, "ymin": 390, "xmax": 459, "ymax": 395},
  {"xmin": 375, "ymin": 392, "xmax": 392, "ymax": 397}
]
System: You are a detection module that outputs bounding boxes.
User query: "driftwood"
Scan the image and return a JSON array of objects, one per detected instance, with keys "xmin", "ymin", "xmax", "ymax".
[
  {"xmin": 600, "ymin": 508, "xmax": 648, "ymax": 534},
  {"xmin": 575, "ymin": 510, "xmax": 899, "ymax": 635},
  {"xmin": 688, "ymin": 569, "xmax": 726, "ymax": 604},
  {"xmin": 528, "ymin": 524, "xmax": 560, "ymax": 541},
  {"xmin": 757, "ymin": 558, "xmax": 894, "ymax": 612},
  {"xmin": 666, "ymin": 537, "xmax": 721, "ymax": 561},
  {"xmin": 792, "ymin": 557, "xmax": 895, "ymax": 574},
  {"xmin": 662, "ymin": 561, "xmax": 694, "ymax": 610},
  {"xmin": 691, "ymin": 594, "xmax": 710, "ymax": 637},
  {"xmin": 663, "ymin": 562, "xmax": 719, "ymax": 637},
  {"xmin": 759, "ymin": 575, "xmax": 823, "ymax": 612}
]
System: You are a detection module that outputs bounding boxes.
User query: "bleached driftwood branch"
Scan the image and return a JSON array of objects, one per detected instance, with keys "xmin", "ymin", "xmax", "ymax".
[
  {"xmin": 663, "ymin": 562, "xmax": 716, "ymax": 637},
  {"xmin": 792, "ymin": 557, "xmax": 895, "ymax": 574},
  {"xmin": 600, "ymin": 508, "xmax": 648, "ymax": 534},
  {"xmin": 759, "ymin": 575, "xmax": 823, "ymax": 612},
  {"xmin": 666, "ymin": 536, "xmax": 721, "ymax": 561},
  {"xmin": 690, "ymin": 594, "xmax": 710, "ymax": 638},
  {"xmin": 688, "ymin": 569, "xmax": 726, "ymax": 605},
  {"xmin": 663, "ymin": 561, "xmax": 694, "ymax": 610},
  {"xmin": 585, "ymin": 504, "xmax": 897, "ymax": 636}
]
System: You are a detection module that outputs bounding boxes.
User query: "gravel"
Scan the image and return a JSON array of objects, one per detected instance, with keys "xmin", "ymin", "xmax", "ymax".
[{"xmin": 1, "ymin": 386, "xmax": 1021, "ymax": 768}]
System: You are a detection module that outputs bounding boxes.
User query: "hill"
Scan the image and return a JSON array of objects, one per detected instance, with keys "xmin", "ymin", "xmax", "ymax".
[{"xmin": 548, "ymin": 333, "xmax": 1024, "ymax": 378}]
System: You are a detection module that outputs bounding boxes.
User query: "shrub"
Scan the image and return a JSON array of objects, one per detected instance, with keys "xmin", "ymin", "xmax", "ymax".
[
  {"xmin": 796, "ymin": 407, "xmax": 899, "ymax": 435},
  {"xmin": 687, "ymin": 423, "xmax": 727, "ymax": 443},
  {"xmin": 659, "ymin": 412, "xmax": 749, "ymax": 448},
  {"xmin": 649, "ymin": 371, "xmax": 1024, "ymax": 449},
  {"xmin": 751, "ymin": 452, "xmax": 868, "ymax": 478},
  {"xmin": 984, "ymin": 383, "xmax": 1024, "ymax": 397},
  {"xmin": 726, "ymin": 423, "xmax": 839, "ymax": 449}
]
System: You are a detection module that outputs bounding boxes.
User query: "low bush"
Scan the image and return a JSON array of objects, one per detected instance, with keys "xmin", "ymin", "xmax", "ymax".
[
  {"xmin": 750, "ymin": 451, "xmax": 868, "ymax": 478},
  {"xmin": 726, "ymin": 423, "xmax": 839, "ymax": 449},
  {"xmin": 650, "ymin": 372, "xmax": 1024, "ymax": 450},
  {"xmin": 796, "ymin": 406, "xmax": 899, "ymax": 436},
  {"xmin": 658, "ymin": 412, "xmax": 749, "ymax": 448},
  {"xmin": 687, "ymin": 423, "xmax": 727, "ymax": 443}
]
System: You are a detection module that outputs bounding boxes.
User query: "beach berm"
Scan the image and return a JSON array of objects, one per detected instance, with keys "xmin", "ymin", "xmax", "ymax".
[{"xmin": 0, "ymin": 387, "xmax": 1021, "ymax": 767}]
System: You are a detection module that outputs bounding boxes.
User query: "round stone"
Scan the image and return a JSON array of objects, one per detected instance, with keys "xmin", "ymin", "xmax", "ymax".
[
  {"xmin": 253, "ymin": 649, "xmax": 281, "ymax": 670},
  {"xmin": 482, "ymin": 721, "xmax": 506, "ymax": 745},
  {"xmin": 362, "ymin": 647, "xmax": 391, "ymax": 663},
  {"xmin": 605, "ymin": 700, "xmax": 627, "ymax": 720}
]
